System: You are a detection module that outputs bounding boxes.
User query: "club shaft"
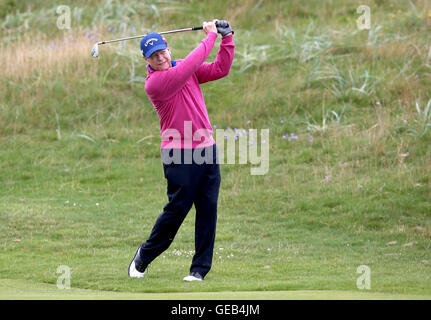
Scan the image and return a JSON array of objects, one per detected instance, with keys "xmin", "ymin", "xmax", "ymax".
[
  {"xmin": 160, "ymin": 27, "xmax": 194, "ymax": 35},
  {"xmin": 98, "ymin": 27, "xmax": 202, "ymax": 45}
]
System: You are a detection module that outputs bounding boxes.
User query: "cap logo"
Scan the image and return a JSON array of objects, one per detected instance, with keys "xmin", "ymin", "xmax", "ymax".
[{"xmin": 144, "ymin": 38, "xmax": 158, "ymax": 47}]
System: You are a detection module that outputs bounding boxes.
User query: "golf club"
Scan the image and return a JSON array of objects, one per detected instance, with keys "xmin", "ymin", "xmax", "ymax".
[{"xmin": 91, "ymin": 26, "xmax": 203, "ymax": 58}]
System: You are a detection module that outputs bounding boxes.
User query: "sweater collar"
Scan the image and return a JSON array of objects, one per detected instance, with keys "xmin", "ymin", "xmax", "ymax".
[{"xmin": 147, "ymin": 60, "xmax": 176, "ymax": 72}]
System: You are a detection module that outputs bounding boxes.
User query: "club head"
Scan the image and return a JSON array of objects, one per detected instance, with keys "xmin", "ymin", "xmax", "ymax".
[{"xmin": 91, "ymin": 43, "xmax": 99, "ymax": 58}]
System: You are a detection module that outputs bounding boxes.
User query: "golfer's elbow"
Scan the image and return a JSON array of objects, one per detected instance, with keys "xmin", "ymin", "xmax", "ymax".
[
  {"xmin": 221, "ymin": 54, "xmax": 234, "ymax": 78},
  {"xmin": 220, "ymin": 64, "xmax": 233, "ymax": 78}
]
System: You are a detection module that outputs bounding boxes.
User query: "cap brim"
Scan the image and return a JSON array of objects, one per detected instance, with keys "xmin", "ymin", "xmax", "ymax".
[{"xmin": 144, "ymin": 44, "xmax": 167, "ymax": 59}]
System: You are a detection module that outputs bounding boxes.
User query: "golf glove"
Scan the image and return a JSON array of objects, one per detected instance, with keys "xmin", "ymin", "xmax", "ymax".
[{"xmin": 216, "ymin": 20, "xmax": 233, "ymax": 36}]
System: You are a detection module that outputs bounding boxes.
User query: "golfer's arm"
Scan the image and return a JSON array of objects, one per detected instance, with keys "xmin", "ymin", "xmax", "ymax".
[
  {"xmin": 195, "ymin": 34, "xmax": 235, "ymax": 84},
  {"xmin": 146, "ymin": 33, "xmax": 217, "ymax": 100}
]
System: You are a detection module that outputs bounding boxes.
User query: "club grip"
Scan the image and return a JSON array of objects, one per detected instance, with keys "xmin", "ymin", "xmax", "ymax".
[{"xmin": 193, "ymin": 23, "xmax": 234, "ymax": 35}]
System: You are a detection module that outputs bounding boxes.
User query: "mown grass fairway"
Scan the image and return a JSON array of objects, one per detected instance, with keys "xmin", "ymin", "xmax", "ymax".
[
  {"xmin": 1, "ymin": 279, "xmax": 430, "ymax": 300},
  {"xmin": 1, "ymin": 0, "xmax": 430, "ymax": 299}
]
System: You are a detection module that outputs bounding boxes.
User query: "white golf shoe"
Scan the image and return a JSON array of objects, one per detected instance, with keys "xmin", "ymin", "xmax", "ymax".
[
  {"xmin": 128, "ymin": 247, "xmax": 146, "ymax": 278},
  {"xmin": 183, "ymin": 272, "xmax": 203, "ymax": 281}
]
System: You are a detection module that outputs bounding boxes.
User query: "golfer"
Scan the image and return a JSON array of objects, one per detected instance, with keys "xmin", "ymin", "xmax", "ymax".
[{"xmin": 128, "ymin": 20, "xmax": 234, "ymax": 281}]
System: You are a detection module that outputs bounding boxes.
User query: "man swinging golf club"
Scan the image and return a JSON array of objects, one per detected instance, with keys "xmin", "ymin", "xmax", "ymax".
[{"xmin": 128, "ymin": 20, "xmax": 234, "ymax": 281}]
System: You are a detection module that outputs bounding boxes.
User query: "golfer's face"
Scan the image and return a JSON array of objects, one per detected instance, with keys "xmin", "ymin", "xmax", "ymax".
[{"xmin": 147, "ymin": 48, "xmax": 171, "ymax": 71}]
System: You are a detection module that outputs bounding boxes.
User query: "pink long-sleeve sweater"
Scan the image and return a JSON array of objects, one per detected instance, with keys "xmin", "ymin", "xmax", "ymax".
[{"xmin": 145, "ymin": 32, "xmax": 235, "ymax": 149}]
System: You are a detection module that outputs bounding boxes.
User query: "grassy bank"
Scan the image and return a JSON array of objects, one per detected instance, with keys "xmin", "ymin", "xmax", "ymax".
[{"xmin": 0, "ymin": 0, "xmax": 430, "ymax": 297}]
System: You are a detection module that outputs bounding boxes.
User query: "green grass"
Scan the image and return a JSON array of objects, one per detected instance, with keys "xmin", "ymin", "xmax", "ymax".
[
  {"xmin": 1, "ymin": 0, "xmax": 431, "ymax": 299},
  {"xmin": 1, "ymin": 279, "xmax": 430, "ymax": 300}
]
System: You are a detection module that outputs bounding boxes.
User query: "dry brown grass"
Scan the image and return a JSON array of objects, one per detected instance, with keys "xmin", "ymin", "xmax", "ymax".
[{"xmin": 0, "ymin": 30, "xmax": 99, "ymax": 82}]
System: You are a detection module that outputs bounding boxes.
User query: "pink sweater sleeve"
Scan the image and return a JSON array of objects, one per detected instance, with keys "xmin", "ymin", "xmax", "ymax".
[
  {"xmin": 195, "ymin": 34, "xmax": 235, "ymax": 83},
  {"xmin": 145, "ymin": 32, "xmax": 218, "ymax": 101}
]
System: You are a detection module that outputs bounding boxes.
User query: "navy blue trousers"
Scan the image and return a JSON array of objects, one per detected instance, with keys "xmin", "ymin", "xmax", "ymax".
[{"xmin": 139, "ymin": 144, "xmax": 221, "ymax": 278}]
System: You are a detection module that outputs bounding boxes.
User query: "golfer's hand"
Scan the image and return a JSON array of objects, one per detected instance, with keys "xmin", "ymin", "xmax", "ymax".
[
  {"xmin": 215, "ymin": 20, "xmax": 233, "ymax": 36},
  {"xmin": 203, "ymin": 20, "xmax": 217, "ymax": 34}
]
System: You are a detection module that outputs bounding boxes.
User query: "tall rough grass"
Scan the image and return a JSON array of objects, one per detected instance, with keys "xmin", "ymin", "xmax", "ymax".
[{"xmin": 0, "ymin": 32, "xmax": 97, "ymax": 81}]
